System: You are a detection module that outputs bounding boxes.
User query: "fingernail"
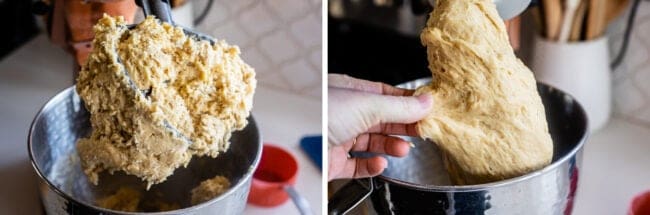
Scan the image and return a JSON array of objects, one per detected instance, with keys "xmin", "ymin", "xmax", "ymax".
[
  {"xmin": 409, "ymin": 142, "xmax": 416, "ymax": 148},
  {"xmin": 417, "ymin": 94, "xmax": 432, "ymax": 108}
]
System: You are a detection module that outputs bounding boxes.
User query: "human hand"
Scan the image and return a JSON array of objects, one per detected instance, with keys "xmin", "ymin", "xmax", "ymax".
[{"xmin": 328, "ymin": 74, "xmax": 433, "ymax": 181}]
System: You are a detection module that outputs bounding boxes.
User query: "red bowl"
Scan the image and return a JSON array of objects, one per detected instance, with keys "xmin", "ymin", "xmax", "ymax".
[
  {"xmin": 629, "ymin": 190, "xmax": 650, "ymax": 215},
  {"xmin": 247, "ymin": 144, "xmax": 299, "ymax": 207}
]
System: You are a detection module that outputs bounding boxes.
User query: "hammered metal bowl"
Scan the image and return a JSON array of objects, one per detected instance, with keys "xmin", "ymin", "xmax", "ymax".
[{"xmin": 28, "ymin": 86, "xmax": 262, "ymax": 214}]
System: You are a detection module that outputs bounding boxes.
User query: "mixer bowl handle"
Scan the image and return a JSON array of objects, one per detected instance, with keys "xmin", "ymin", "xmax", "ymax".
[{"xmin": 328, "ymin": 178, "xmax": 374, "ymax": 215}]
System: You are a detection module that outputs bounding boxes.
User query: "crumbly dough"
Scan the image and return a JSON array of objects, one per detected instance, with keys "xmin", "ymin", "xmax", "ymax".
[
  {"xmin": 76, "ymin": 15, "xmax": 256, "ymax": 188},
  {"xmin": 140, "ymin": 197, "xmax": 181, "ymax": 212},
  {"xmin": 96, "ymin": 187, "xmax": 141, "ymax": 212},
  {"xmin": 416, "ymin": 0, "xmax": 553, "ymax": 185},
  {"xmin": 190, "ymin": 175, "xmax": 231, "ymax": 205},
  {"xmin": 96, "ymin": 187, "xmax": 180, "ymax": 212}
]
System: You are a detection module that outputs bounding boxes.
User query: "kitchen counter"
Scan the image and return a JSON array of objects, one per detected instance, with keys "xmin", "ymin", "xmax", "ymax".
[
  {"xmin": 0, "ymin": 35, "xmax": 322, "ymax": 215},
  {"xmin": 573, "ymin": 117, "xmax": 650, "ymax": 214}
]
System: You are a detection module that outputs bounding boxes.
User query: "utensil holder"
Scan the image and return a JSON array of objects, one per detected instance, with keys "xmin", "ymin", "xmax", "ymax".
[{"xmin": 531, "ymin": 36, "xmax": 611, "ymax": 132}]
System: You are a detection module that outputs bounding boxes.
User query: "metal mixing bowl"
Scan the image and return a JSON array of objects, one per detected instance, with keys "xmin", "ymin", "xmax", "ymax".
[
  {"xmin": 329, "ymin": 78, "xmax": 589, "ymax": 215},
  {"xmin": 28, "ymin": 86, "xmax": 262, "ymax": 214}
]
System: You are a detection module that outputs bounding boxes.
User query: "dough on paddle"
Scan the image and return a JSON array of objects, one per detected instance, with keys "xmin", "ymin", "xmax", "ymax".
[
  {"xmin": 76, "ymin": 15, "xmax": 256, "ymax": 188},
  {"xmin": 415, "ymin": 0, "xmax": 553, "ymax": 185}
]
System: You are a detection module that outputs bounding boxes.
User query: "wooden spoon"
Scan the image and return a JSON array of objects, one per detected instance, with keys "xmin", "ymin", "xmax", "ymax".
[
  {"xmin": 570, "ymin": 0, "xmax": 588, "ymax": 41},
  {"xmin": 606, "ymin": 0, "xmax": 630, "ymax": 24},
  {"xmin": 558, "ymin": 0, "xmax": 581, "ymax": 42},
  {"xmin": 542, "ymin": 0, "xmax": 562, "ymax": 40},
  {"xmin": 586, "ymin": 0, "xmax": 607, "ymax": 40}
]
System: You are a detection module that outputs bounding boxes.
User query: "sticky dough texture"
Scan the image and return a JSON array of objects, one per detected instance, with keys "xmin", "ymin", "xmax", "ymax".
[
  {"xmin": 190, "ymin": 175, "xmax": 231, "ymax": 205},
  {"xmin": 76, "ymin": 15, "xmax": 256, "ymax": 188},
  {"xmin": 416, "ymin": 0, "xmax": 553, "ymax": 185}
]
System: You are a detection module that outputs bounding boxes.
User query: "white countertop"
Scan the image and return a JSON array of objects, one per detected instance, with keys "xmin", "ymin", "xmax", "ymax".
[
  {"xmin": 0, "ymin": 35, "xmax": 322, "ymax": 215},
  {"xmin": 573, "ymin": 118, "xmax": 650, "ymax": 214}
]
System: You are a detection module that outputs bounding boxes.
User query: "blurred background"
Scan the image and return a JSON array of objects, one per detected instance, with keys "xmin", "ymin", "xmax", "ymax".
[
  {"xmin": 328, "ymin": 0, "xmax": 650, "ymax": 214},
  {"xmin": 0, "ymin": 0, "xmax": 322, "ymax": 100},
  {"xmin": 192, "ymin": 0, "xmax": 322, "ymax": 100},
  {"xmin": 0, "ymin": 0, "xmax": 322, "ymax": 214}
]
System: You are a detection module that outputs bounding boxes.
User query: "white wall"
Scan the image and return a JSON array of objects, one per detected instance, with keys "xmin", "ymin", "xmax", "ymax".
[
  {"xmin": 607, "ymin": 2, "xmax": 650, "ymax": 127},
  {"xmin": 192, "ymin": 0, "xmax": 322, "ymax": 100}
]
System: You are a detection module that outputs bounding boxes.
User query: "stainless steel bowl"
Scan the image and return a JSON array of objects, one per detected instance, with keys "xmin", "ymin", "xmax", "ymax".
[
  {"xmin": 28, "ymin": 86, "xmax": 262, "ymax": 214},
  {"xmin": 329, "ymin": 78, "xmax": 589, "ymax": 215}
]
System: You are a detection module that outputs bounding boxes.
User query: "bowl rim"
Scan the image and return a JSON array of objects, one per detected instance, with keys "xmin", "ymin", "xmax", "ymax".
[
  {"xmin": 376, "ymin": 78, "xmax": 590, "ymax": 192},
  {"xmin": 28, "ymin": 86, "xmax": 263, "ymax": 214}
]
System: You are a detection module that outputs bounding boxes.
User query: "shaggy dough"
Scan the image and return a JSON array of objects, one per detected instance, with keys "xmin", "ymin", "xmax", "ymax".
[
  {"xmin": 96, "ymin": 187, "xmax": 181, "ymax": 212},
  {"xmin": 190, "ymin": 175, "xmax": 231, "ymax": 205},
  {"xmin": 76, "ymin": 15, "xmax": 256, "ymax": 188},
  {"xmin": 416, "ymin": 0, "xmax": 553, "ymax": 185},
  {"xmin": 96, "ymin": 187, "xmax": 141, "ymax": 212}
]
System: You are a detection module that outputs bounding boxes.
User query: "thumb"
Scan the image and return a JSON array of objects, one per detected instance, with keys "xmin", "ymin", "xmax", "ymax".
[
  {"xmin": 359, "ymin": 93, "xmax": 433, "ymax": 125},
  {"xmin": 328, "ymin": 88, "xmax": 433, "ymax": 145}
]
